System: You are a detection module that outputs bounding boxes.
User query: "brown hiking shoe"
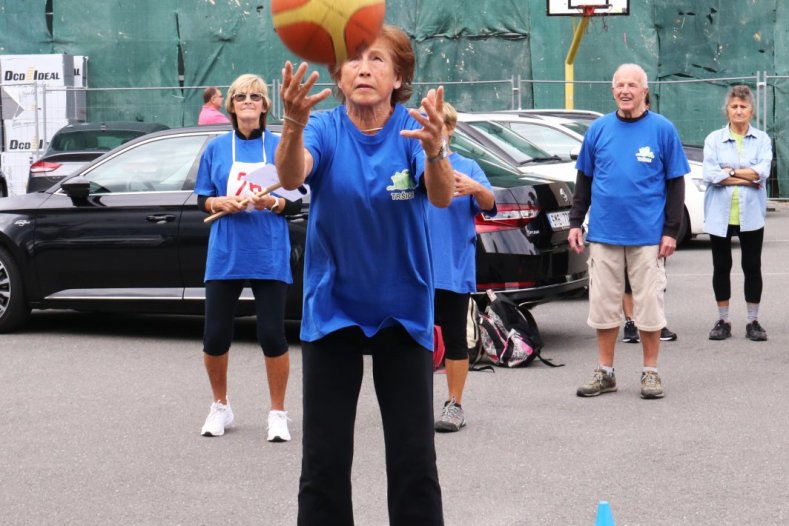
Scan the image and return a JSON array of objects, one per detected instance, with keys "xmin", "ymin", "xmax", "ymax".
[
  {"xmin": 640, "ymin": 370, "xmax": 665, "ymax": 399},
  {"xmin": 576, "ymin": 368, "xmax": 617, "ymax": 397}
]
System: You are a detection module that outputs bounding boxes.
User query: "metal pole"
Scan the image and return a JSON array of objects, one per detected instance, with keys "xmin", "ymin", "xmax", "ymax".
[
  {"xmin": 564, "ymin": 16, "xmax": 591, "ymax": 110},
  {"xmin": 760, "ymin": 71, "xmax": 767, "ymax": 132},
  {"xmin": 510, "ymin": 75, "xmax": 517, "ymax": 110},
  {"xmin": 33, "ymin": 82, "xmax": 41, "ymax": 158},
  {"xmin": 755, "ymin": 71, "xmax": 762, "ymax": 131},
  {"xmin": 41, "ymin": 85, "xmax": 48, "ymax": 154},
  {"xmin": 517, "ymin": 74, "xmax": 523, "ymax": 110},
  {"xmin": 272, "ymin": 78, "xmax": 280, "ymax": 120}
]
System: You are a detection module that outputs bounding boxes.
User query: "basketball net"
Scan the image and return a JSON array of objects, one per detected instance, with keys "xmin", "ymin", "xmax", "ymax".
[{"xmin": 581, "ymin": 5, "xmax": 609, "ymax": 32}]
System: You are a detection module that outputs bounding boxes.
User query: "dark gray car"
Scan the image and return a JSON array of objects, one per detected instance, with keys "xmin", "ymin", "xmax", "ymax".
[
  {"xmin": 0, "ymin": 168, "xmax": 7, "ymax": 197},
  {"xmin": 27, "ymin": 121, "xmax": 169, "ymax": 193}
]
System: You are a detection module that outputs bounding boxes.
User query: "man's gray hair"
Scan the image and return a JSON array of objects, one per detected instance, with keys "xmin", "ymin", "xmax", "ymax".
[{"xmin": 612, "ymin": 63, "xmax": 649, "ymax": 89}]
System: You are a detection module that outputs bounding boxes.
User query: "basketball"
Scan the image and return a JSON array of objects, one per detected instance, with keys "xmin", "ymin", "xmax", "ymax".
[{"xmin": 271, "ymin": 0, "xmax": 386, "ymax": 65}]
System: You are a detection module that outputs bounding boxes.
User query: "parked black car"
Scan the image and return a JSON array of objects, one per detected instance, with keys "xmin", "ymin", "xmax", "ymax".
[
  {"xmin": 0, "ymin": 125, "xmax": 587, "ymax": 333},
  {"xmin": 0, "ymin": 167, "xmax": 7, "ymax": 198},
  {"xmin": 27, "ymin": 121, "xmax": 169, "ymax": 193}
]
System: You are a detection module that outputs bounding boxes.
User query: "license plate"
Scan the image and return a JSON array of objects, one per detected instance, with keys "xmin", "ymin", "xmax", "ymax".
[{"xmin": 547, "ymin": 210, "xmax": 570, "ymax": 230}]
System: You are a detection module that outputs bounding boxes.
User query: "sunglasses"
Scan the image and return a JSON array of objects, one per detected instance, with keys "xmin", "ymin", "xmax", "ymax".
[{"xmin": 232, "ymin": 92, "xmax": 264, "ymax": 102}]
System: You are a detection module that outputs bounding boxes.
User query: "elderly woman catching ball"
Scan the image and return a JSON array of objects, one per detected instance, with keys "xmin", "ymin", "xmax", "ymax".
[{"xmin": 276, "ymin": 24, "xmax": 452, "ymax": 526}]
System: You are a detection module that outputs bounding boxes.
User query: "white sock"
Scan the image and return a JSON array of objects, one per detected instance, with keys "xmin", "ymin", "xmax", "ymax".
[
  {"xmin": 746, "ymin": 303, "xmax": 759, "ymax": 323},
  {"xmin": 600, "ymin": 365, "xmax": 614, "ymax": 376},
  {"xmin": 643, "ymin": 366, "xmax": 658, "ymax": 374}
]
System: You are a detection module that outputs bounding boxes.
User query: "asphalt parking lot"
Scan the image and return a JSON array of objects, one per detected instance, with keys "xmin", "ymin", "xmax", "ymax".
[{"xmin": 2, "ymin": 204, "xmax": 789, "ymax": 526}]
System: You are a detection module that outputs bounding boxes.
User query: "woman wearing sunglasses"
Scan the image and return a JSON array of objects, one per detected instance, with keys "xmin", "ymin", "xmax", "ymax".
[
  {"xmin": 194, "ymin": 73, "xmax": 300, "ymax": 441},
  {"xmin": 276, "ymin": 25, "xmax": 453, "ymax": 526}
]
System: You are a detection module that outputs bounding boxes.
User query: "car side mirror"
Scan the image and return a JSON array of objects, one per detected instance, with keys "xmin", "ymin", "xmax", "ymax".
[
  {"xmin": 570, "ymin": 146, "xmax": 581, "ymax": 160},
  {"xmin": 61, "ymin": 176, "xmax": 91, "ymax": 200}
]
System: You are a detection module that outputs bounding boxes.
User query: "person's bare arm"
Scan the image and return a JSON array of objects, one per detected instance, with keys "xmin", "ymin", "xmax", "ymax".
[
  {"xmin": 401, "ymin": 87, "xmax": 453, "ymax": 208},
  {"xmin": 275, "ymin": 61, "xmax": 332, "ymax": 190}
]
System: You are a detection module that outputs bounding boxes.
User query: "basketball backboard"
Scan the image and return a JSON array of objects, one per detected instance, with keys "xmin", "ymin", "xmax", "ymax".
[{"xmin": 546, "ymin": 0, "xmax": 630, "ymax": 16}]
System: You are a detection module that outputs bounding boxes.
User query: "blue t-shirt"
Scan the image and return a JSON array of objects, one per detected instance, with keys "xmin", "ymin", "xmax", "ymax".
[
  {"xmin": 428, "ymin": 153, "xmax": 492, "ymax": 293},
  {"xmin": 195, "ymin": 130, "xmax": 292, "ymax": 283},
  {"xmin": 302, "ymin": 104, "xmax": 433, "ymax": 349},
  {"xmin": 575, "ymin": 111, "xmax": 689, "ymax": 245}
]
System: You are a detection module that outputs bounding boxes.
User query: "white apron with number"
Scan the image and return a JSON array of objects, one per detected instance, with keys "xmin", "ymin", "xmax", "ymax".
[{"xmin": 226, "ymin": 133, "xmax": 272, "ymax": 209}]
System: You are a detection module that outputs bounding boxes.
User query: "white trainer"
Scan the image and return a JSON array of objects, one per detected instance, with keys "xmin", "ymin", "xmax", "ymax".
[
  {"xmin": 267, "ymin": 410, "xmax": 291, "ymax": 442},
  {"xmin": 201, "ymin": 401, "xmax": 234, "ymax": 437}
]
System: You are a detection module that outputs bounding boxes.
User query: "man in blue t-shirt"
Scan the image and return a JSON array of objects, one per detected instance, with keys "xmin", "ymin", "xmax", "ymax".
[{"xmin": 568, "ymin": 63, "xmax": 689, "ymax": 400}]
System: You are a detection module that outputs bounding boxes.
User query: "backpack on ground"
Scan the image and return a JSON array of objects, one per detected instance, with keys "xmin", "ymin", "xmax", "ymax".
[
  {"xmin": 471, "ymin": 290, "xmax": 563, "ymax": 368},
  {"xmin": 466, "ymin": 297, "xmax": 495, "ymax": 372}
]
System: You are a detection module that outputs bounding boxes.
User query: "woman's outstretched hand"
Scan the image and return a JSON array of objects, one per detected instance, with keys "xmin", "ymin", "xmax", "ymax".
[
  {"xmin": 280, "ymin": 61, "xmax": 332, "ymax": 127},
  {"xmin": 402, "ymin": 86, "xmax": 446, "ymax": 157}
]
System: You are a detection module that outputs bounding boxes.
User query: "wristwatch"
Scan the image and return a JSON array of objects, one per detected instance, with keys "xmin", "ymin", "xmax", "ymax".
[
  {"xmin": 729, "ymin": 168, "xmax": 736, "ymax": 177},
  {"xmin": 427, "ymin": 138, "xmax": 448, "ymax": 163}
]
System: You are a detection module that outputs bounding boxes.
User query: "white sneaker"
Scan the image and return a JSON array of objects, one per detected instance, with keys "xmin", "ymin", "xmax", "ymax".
[
  {"xmin": 201, "ymin": 401, "xmax": 234, "ymax": 437},
  {"xmin": 267, "ymin": 410, "xmax": 291, "ymax": 442}
]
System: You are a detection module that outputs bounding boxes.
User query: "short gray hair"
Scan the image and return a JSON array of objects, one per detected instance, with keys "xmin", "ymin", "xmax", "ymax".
[
  {"xmin": 612, "ymin": 63, "xmax": 648, "ymax": 89},
  {"xmin": 723, "ymin": 85, "xmax": 754, "ymax": 115}
]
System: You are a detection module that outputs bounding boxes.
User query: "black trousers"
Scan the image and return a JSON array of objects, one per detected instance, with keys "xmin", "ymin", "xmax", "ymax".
[
  {"xmin": 434, "ymin": 289, "xmax": 472, "ymax": 361},
  {"xmin": 710, "ymin": 225, "xmax": 764, "ymax": 303},
  {"xmin": 203, "ymin": 279, "xmax": 288, "ymax": 357},
  {"xmin": 298, "ymin": 325, "xmax": 444, "ymax": 526}
]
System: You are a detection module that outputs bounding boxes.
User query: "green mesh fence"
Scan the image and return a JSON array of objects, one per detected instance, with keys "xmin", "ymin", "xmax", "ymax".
[{"xmin": 1, "ymin": 0, "xmax": 788, "ymax": 195}]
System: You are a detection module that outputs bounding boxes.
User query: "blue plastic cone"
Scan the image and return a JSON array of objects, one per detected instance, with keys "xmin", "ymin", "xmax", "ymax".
[{"xmin": 594, "ymin": 500, "xmax": 615, "ymax": 526}]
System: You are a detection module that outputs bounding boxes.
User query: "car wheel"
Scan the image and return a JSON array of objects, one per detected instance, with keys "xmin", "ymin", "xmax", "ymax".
[{"xmin": 0, "ymin": 247, "xmax": 31, "ymax": 333}]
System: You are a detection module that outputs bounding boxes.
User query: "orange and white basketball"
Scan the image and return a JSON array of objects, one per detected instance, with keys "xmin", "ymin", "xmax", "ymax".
[{"xmin": 271, "ymin": 0, "xmax": 386, "ymax": 65}]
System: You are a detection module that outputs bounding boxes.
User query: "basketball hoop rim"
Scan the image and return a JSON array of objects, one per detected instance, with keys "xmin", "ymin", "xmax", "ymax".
[
  {"xmin": 582, "ymin": 5, "xmax": 607, "ymax": 16},
  {"xmin": 545, "ymin": 0, "xmax": 630, "ymax": 17}
]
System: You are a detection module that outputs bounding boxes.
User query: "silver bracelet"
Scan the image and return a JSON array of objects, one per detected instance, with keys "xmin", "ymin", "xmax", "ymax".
[{"xmin": 283, "ymin": 115, "xmax": 307, "ymax": 128}]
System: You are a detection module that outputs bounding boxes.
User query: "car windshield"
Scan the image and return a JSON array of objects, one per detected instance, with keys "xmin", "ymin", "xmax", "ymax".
[
  {"xmin": 506, "ymin": 121, "xmax": 582, "ymax": 161},
  {"xmin": 450, "ymin": 130, "xmax": 546, "ymax": 187},
  {"xmin": 48, "ymin": 130, "xmax": 148, "ymax": 153},
  {"xmin": 561, "ymin": 120, "xmax": 590, "ymax": 135},
  {"xmin": 465, "ymin": 121, "xmax": 555, "ymax": 164},
  {"xmin": 80, "ymin": 134, "xmax": 209, "ymax": 194}
]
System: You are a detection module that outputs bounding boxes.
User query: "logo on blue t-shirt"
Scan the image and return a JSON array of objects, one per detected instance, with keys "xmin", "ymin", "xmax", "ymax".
[
  {"xmin": 386, "ymin": 168, "xmax": 415, "ymax": 200},
  {"xmin": 636, "ymin": 146, "xmax": 655, "ymax": 163}
]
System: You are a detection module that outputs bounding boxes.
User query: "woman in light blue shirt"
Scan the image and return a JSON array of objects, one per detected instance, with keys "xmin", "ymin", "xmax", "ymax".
[{"xmin": 702, "ymin": 85, "xmax": 773, "ymax": 342}]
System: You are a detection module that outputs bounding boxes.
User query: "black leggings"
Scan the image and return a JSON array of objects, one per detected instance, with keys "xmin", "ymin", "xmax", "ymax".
[
  {"xmin": 434, "ymin": 289, "xmax": 471, "ymax": 361},
  {"xmin": 203, "ymin": 279, "xmax": 289, "ymax": 357},
  {"xmin": 298, "ymin": 325, "xmax": 443, "ymax": 526},
  {"xmin": 710, "ymin": 226, "xmax": 764, "ymax": 303}
]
